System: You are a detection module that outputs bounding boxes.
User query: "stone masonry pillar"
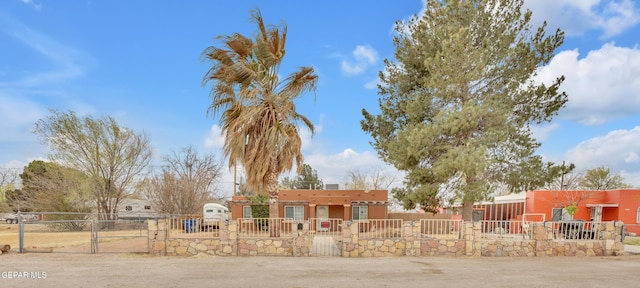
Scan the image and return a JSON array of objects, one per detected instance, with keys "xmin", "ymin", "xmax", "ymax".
[{"xmin": 149, "ymin": 219, "xmax": 167, "ymax": 256}]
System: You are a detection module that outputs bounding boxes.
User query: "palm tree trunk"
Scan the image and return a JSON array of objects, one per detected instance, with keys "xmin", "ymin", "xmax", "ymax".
[{"xmin": 266, "ymin": 157, "xmax": 280, "ymax": 237}]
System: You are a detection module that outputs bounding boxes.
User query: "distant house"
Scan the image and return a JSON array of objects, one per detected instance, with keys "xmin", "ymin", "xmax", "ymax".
[
  {"xmin": 228, "ymin": 189, "xmax": 389, "ymax": 221},
  {"xmin": 116, "ymin": 199, "xmax": 160, "ymax": 220},
  {"xmin": 451, "ymin": 189, "xmax": 640, "ymax": 235},
  {"xmin": 525, "ymin": 189, "xmax": 640, "ymax": 227}
]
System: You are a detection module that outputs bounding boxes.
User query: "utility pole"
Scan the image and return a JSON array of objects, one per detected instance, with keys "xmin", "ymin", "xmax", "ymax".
[{"xmin": 560, "ymin": 160, "xmax": 565, "ymax": 190}]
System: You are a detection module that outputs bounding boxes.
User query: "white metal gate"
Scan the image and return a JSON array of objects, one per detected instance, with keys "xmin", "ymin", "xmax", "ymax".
[{"xmin": 309, "ymin": 218, "xmax": 343, "ymax": 256}]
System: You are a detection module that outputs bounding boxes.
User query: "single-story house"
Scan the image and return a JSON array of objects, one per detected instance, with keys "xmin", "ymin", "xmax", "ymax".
[
  {"xmin": 228, "ymin": 189, "xmax": 388, "ymax": 221},
  {"xmin": 524, "ymin": 189, "xmax": 640, "ymax": 226},
  {"xmin": 460, "ymin": 189, "xmax": 640, "ymax": 235}
]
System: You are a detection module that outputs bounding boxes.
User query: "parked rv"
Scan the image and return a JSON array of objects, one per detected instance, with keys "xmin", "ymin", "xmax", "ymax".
[
  {"xmin": 202, "ymin": 203, "xmax": 229, "ymax": 231},
  {"xmin": 117, "ymin": 199, "xmax": 159, "ymax": 220}
]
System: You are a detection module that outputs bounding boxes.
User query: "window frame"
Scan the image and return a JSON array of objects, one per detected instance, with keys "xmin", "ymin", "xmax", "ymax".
[
  {"xmin": 352, "ymin": 206, "xmax": 368, "ymax": 221},
  {"xmin": 284, "ymin": 206, "xmax": 304, "ymax": 221},
  {"xmin": 552, "ymin": 207, "xmax": 571, "ymax": 221},
  {"xmin": 243, "ymin": 206, "xmax": 252, "ymax": 218},
  {"xmin": 636, "ymin": 207, "xmax": 640, "ymax": 224}
]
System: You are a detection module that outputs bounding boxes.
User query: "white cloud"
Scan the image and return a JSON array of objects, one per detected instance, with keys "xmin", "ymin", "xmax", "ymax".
[
  {"xmin": 404, "ymin": 1, "xmax": 639, "ymax": 39},
  {"xmin": 20, "ymin": 0, "xmax": 42, "ymax": 11},
  {"xmin": 0, "ymin": 93, "xmax": 43, "ymax": 126},
  {"xmin": 340, "ymin": 45, "xmax": 379, "ymax": 76},
  {"xmin": 564, "ymin": 126, "xmax": 640, "ymax": 186},
  {"xmin": 524, "ymin": 0, "xmax": 640, "ymax": 38},
  {"xmin": 0, "ymin": 14, "xmax": 94, "ymax": 88},
  {"xmin": 353, "ymin": 45, "xmax": 378, "ymax": 64},
  {"xmin": 341, "ymin": 61, "xmax": 364, "ymax": 75},
  {"xmin": 302, "ymin": 148, "xmax": 401, "ymax": 187},
  {"xmin": 204, "ymin": 125, "xmax": 225, "ymax": 149},
  {"xmin": 364, "ymin": 78, "xmax": 380, "ymax": 90},
  {"xmin": 530, "ymin": 123, "xmax": 560, "ymax": 141},
  {"xmin": 535, "ymin": 43, "xmax": 640, "ymax": 125},
  {"xmin": 620, "ymin": 170, "xmax": 640, "ymax": 187},
  {"xmin": 3, "ymin": 160, "xmax": 27, "ymax": 169}
]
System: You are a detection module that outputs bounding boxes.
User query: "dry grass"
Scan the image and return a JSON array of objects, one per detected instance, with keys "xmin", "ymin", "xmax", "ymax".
[
  {"xmin": 0, "ymin": 223, "xmax": 147, "ymax": 251},
  {"xmin": 625, "ymin": 236, "xmax": 640, "ymax": 246}
]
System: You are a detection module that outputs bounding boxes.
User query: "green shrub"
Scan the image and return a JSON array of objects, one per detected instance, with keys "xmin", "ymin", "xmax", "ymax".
[{"xmin": 249, "ymin": 194, "xmax": 269, "ymax": 230}]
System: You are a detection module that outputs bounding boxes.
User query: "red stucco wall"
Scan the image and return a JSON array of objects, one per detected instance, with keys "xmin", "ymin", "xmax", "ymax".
[
  {"xmin": 228, "ymin": 189, "xmax": 388, "ymax": 220},
  {"xmin": 525, "ymin": 189, "xmax": 640, "ymax": 224}
]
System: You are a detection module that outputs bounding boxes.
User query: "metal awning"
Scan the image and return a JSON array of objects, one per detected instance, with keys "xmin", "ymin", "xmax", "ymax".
[{"xmin": 586, "ymin": 203, "xmax": 619, "ymax": 208}]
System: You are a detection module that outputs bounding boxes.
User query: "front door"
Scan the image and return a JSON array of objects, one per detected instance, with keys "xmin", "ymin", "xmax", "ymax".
[
  {"xmin": 316, "ymin": 205, "xmax": 329, "ymax": 231},
  {"xmin": 316, "ymin": 205, "xmax": 328, "ymax": 218}
]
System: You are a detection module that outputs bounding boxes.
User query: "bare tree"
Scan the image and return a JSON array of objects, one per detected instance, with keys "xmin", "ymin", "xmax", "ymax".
[
  {"xmin": 146, "ymin": 146, "xmax": 223, "ymax": 215},
  {"xmin": 343, "ymin": 168, "xmax": 396, "ymax": 190},
  {"xmin": 34, "ymin": 110, "xmax": 152, "ymax": 220},
  {"xmin": 543, "ymin": 166, "xmax": 631, "ymax": 191},
  {"xmin": 544, "ymin": 171, "xmax": 584, "ymax": 190},
  {"xmin": 541, "ymin": 189, "xmax": 594, "ymax": 220},
  {"xmin": 236, "ymin": 176, "xmax": 256, "ymax": 196}
]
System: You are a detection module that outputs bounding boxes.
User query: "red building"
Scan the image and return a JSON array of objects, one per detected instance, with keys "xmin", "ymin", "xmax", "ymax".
[
  {"xmin": 451, "ymin": 189, "xmax": 640, "ymax": 235},
  {"xmin": 525, "ymin": 189, "xmax": 640, "ymax": 229},
  {"xmin": 228, "ymin": 189, "xmax": 388, "ymax": 221}
]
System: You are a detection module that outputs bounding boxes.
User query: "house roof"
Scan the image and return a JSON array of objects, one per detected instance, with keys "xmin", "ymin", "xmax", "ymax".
[{"xmin": 230, "ymin": 189, "xmax": 389, "ymax": 206}]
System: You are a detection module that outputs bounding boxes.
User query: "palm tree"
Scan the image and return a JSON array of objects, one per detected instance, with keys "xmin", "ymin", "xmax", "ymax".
[{"xmin": 202, "ymin": 9, "xmax": 318, "ymax": 225}]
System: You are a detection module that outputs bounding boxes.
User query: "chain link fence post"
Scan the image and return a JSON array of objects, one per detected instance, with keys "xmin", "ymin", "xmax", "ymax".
[{"xmin": 18, "ymin": 210, "xmax": 25, "ymax": 253}]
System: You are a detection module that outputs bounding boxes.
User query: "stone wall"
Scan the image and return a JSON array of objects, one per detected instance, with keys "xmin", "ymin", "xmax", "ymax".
[{"xmin": 148, "ymin": 219, "xmax": 625, "ymax": 257}]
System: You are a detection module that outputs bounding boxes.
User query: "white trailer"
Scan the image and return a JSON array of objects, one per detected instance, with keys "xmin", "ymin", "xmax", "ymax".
[{"xmin": 202, "ymin": 203, "xmax": 229, "ymax": 231}]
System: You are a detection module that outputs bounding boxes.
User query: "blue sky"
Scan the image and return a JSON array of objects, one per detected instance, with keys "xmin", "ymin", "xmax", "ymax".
[{"xmin": 1, "ymin": 0, "xmax": 639, "ymax": 198}]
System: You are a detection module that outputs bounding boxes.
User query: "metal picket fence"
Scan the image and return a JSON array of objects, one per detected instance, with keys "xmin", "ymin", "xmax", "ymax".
[
  {"xmin": 357, "ymin": 219, "xmax": 403, "ymax": 239},
  {"xmin": 420, "ymin": 219, "xmax": 464, "ymax": 240},
  {"xmin": 479, "ymin": 220, "xmax": 533, "ymax": 239}
]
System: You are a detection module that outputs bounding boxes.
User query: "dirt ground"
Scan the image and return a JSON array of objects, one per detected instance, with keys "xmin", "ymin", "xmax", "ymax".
[
  {"xmin": 1, "ymin": 252, "xmax": 639, "ymax": 288},
  {"xmin": 0, "ymin": 223, "xmax": 148, "ymax": 253}
]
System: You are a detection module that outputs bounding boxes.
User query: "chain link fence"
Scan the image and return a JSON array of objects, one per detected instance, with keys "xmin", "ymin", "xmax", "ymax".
[{"xmin": 4, "ymin": 212, "xmax": 149, "ymax": 254}]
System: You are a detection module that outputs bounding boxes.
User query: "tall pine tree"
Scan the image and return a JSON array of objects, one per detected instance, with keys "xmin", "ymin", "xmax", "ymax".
[{"xmin": 362, "ymin": 0, "xmax": 568, "ymax": 219}]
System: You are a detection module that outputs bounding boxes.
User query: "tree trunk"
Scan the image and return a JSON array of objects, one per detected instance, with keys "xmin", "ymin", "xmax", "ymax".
[
  {"xmin": 266, "ymin": 157, "xmax": 280, "ymax": 237},
  {"xmin": 461, "ymin": 200, "xmax": 475, "ymax": 221}
]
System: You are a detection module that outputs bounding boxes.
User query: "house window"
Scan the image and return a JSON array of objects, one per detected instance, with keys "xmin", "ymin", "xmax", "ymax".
[
  {"xmin": 144, "ymin": 205, "xmax": 151, "ymax": 210},
  {"xmin": 243, "ymin": 206, "xmax": 252, "ymax": 218},
  {"xmin": 552, "ymin": 207, "xmax": 571, "ymax": 221},
  {"xmin": 636, "ymin": 207, "xmax": 640, "ymax": 223},
  {"xmin": 125, "ymin": 206, "xmax": 133, "ymax": 211},
  {"xmin": 285, "ymin": 206, "xmax": 304, "ymax": 220},
  {"xmin": 352, "ymin": 206, "xmax": 368, "ymax": 221}
]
